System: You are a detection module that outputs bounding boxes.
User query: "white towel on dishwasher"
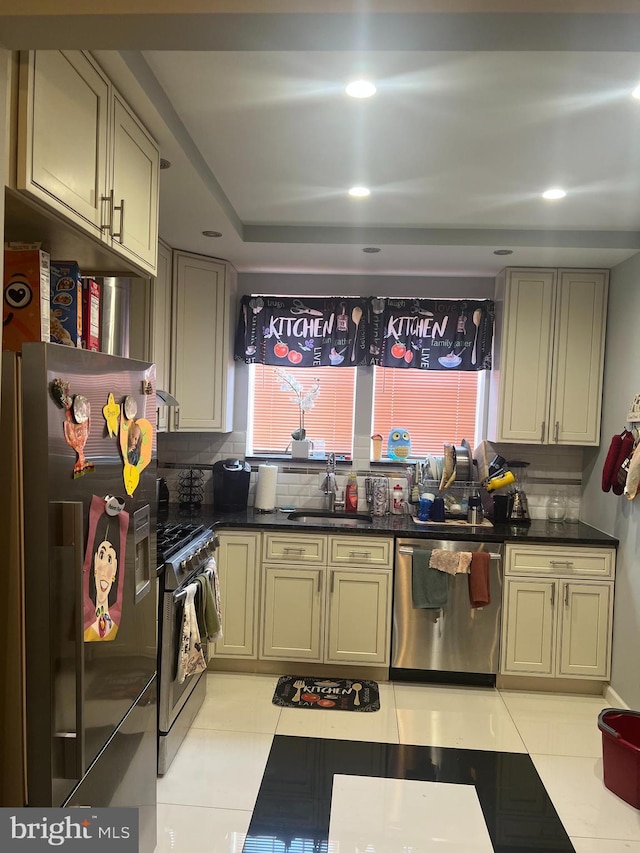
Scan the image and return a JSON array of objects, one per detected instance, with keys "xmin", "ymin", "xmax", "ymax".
[
  {"xmin": 429, "ymin": 549, "xmax": 472, "ymax": 575},
  {"xmin": 177, "ymin": 583, "xmax": 207, "ymax": 684}
]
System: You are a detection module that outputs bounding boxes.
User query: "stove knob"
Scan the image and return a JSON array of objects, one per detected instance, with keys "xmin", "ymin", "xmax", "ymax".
[{"xmin": 180, "ymin": 560, "xmax": 188, "ymax": 573}]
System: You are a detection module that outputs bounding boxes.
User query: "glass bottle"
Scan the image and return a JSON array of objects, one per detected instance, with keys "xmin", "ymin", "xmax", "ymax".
[{"xmin": 546, "ymin": 488, "xmax": 567, "ymax": 523}]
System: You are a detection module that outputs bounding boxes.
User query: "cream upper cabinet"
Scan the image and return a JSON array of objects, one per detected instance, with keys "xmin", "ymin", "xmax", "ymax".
[
  {"xmin": 128, "ymin": 241, "xmax": 173, "ymax": 431},
  {"xmin": 500, "ymin": 544, "xmax": 615, "ymax": 680},
  {"xmin": 488, "ymin": 267, "xmax": 608, "ymax": 446},
  {"xmin": 109, "ymin": 93, "xmax": 159, "ymax": 273},
  {"xmin": 170, "ymin": 251, "xmax": 236, "ymax": 433},
  {"xmin": 17, "ymin": 51, "xmax": 110, "ymax": 236},
  {"xmin": 16, "ymin": 51, "xmax": 159, "ymax": 276}
]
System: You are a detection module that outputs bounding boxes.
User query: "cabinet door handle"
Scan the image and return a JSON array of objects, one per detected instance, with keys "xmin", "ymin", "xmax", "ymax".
[
  {"xmin": 112, "ymin": 198, "xmax": 125, "ymax": 243},
  {"xmin": 550, "ymin": 585, "xmax": 555, "ymax": 607},
  {"xmin": 330, "ymin": 570, "xmax": 334, "ymax": 594},
  {"xmin": 318, "ymin": 572, "xmax": 322, "ymax": 594},
  {"xmin": 100, "ymin": 189, "xmax": 114, "ymax": 234},
  {"xmin": 564, "ymin": 584, "xmax": 569, "ymax": 607},
  {"xmin": 284, "ymin": 547, "xmax": 305, "ymax": 555},
  {"xmin": 348, "ymin": 550, "xmax": 371, "ymax": 559},
  {"xmin": 549, "ymin": 560, "xmax": 574, "ymax": 568},
  {"xmin": 541, "ymin": 421, "xmax": 546, "ymax": 443},
  {"xmin": 554, "ymin": 421, "xmax": 560, "ymax": 443},
  {"xmin": 174, "ymin": 409, "xmax": 180, "ymax": 430}
]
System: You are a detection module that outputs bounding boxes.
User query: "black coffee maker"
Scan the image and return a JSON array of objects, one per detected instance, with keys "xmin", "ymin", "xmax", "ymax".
[{"xmin": 212, "ymin": 459, "xmax": 251, "ymax": 513}]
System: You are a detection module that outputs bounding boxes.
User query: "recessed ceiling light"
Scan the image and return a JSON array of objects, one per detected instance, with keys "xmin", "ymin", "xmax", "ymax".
[
  {"xmin": 345, "ymin": 80, "xmax": 377, "ymax": 99},
  {"xmin": 632, "ymin": 84, "xmax": 640, "ymax": 100},
  {"xmin": 348, "ymin": 186, "xmax": 370, "ymax": 198},
  {"xmin": 542, "ymin": 188, "xmax": 567, "ymax": 200},
  {"xmin": 493, "ymin": 249, "xmax": 513, "ymax": 256},
  {"xmin": 202, "ymin": 230, "xmax": 222, "ymax": 238},
  {"xmin": 159, "ymin": 158, "xmax": 172, "ymax": 170},
  {"xmin": 363, "ymin": 247, "xmax": 381, "ymax": 253}
]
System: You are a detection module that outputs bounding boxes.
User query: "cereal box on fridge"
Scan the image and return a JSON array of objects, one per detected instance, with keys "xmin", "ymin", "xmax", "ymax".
[
  {"xmin": 82, "ymin": 278, "xmax": 101, "ymax": 351},
  {"xmin": 50, "ymin": 261, "xmax": 83, "ymax": 347},
  {"xmin": 3, "ymin": 242, "xmax": 50, "ymax": 351}
]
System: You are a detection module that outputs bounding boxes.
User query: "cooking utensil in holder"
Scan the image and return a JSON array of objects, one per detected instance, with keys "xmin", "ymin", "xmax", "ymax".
[{"xmin": 178, "ymin": 468, "xmax": 205, "ymax": 509}]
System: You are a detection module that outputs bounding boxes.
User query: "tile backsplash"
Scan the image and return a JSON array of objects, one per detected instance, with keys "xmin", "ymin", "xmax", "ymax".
[{"xmin": 158, "ymin": 432, "xmax": 583, "ymax": 519}]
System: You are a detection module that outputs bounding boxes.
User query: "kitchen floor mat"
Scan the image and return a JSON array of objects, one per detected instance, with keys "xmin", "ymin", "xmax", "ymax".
[{"xmin": 272, "ymin": 676, "xmax": 380, "ymax": 712}]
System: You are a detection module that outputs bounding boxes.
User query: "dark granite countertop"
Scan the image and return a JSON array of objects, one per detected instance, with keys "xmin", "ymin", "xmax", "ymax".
[{"xmin": 160, "ymin": 505, "xmax": 618, "ymax": 547}]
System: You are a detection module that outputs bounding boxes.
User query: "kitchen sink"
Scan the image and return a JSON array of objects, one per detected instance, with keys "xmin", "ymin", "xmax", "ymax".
[{"xmin": 287, "ymin": 510, "xmax": 374, "ymax": 526}]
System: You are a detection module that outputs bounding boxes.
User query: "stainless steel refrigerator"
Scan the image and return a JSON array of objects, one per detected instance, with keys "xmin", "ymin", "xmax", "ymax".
[{"xmin": 0, "ymin": 343, "xmax": 157, "ymax": 853}]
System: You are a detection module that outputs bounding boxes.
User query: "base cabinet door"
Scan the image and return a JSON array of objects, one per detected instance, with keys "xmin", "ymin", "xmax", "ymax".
[
  {"xmin": 557, "ymin": 582, "xmax": 612, "ymax": 679},
  {"xmin": 501, "ymin": 579, "xmax": 555, "ymax": 675},
  {"xmin": 325, "ymin": 570, "xmax": 391, "ymax": 666},
  {"xmin": 214, "ymin": 532, "xmax": 260, "ymax": 659},
  {"xmin": 261, "ymin": 566, "xmax": 323, "ymax": 662}
]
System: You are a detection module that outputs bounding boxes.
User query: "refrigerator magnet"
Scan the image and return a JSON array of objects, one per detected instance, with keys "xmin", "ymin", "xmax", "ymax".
[
  {"xmin": 63, "ymin": 406, "xmax": 95, "ymax": 478},
  {"xmin": 50, "ymin": 378, "xmax": 72, "ymax": 409},
  {"xmin": 123, "ymin": 395, "xmax": 138, "ymax": 420},
  {"xmin": 119, "ymin": 416, "xmax": 153, "ymax": 496},
  {"xmin": 72, "ymin": 394, "xmax": 90, "ymax": 424},
  {"xmin": 83, "ymin": 494, "xmax": 129, "ymax": 642},
  {"xmin": 102, "ymin": 392, "xmax": 121, "ymax": 438}
]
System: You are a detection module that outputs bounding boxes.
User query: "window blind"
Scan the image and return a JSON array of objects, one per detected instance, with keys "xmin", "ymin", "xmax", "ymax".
[
  {"xmin": 372, "ymin": 367, "xmax": 478, "ymax": 457},
  {"xmin": 251, "ymin": 364, "xmax": 356, "ymax": 457}
]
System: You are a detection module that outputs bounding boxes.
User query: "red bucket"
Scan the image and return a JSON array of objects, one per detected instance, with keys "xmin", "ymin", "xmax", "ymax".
[{"xmin": 598, "ymin": 708, "xmax": 640, "ymax": 808}]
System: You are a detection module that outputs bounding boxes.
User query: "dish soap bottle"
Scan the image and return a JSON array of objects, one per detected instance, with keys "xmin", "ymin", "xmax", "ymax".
[{"xmin": 345, "ymin": 473, "xmax": 359, "ymax": 513}]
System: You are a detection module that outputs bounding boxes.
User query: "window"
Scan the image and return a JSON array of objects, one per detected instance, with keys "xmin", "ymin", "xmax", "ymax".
[
  {"xmin": 372, "ymin": 367, "xmax": 479, "ymax": 457},
  {"xmin": 248, "ymin": 364, "xmax": 356, "ymax": 458}
]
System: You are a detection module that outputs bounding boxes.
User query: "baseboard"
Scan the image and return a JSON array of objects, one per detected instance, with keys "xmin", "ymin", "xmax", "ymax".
[
  {"xmin": 604, "ymin": 684, "xmax": 629, "ymax": 709},
  {"xmin": 208, "ymin": 658, "xmax": 390, "ymax": 683},
  {"xmin": 497, "ymin": 674, "xmax": 605, "ymax": 695}
]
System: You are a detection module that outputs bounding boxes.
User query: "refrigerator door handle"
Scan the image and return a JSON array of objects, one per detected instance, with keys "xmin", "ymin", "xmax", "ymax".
[{"xmin": 51, "ymin": 501, "xmax": 86, "ymax": 780}]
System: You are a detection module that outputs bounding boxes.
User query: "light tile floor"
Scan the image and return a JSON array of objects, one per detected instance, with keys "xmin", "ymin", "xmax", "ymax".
[{"xmin": 156, "ymin": 673, "xmax": 640, "ymax": 852}]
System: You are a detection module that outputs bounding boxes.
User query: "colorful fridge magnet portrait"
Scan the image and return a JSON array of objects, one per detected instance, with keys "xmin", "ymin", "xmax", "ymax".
[
  {"xmin": 51, "ymin": 379, "xmax": 95, "ymax": 477},
  {"xmin": 119, "ymin": 416, "xmax": 153, "ymax": 496},
  {"xmin": 102, "ymin": 392, "xmax": 121, "ymax": 438},
  {"xmin": 83, "ymin": 494, "xmax": 129, "ymax": 642}
]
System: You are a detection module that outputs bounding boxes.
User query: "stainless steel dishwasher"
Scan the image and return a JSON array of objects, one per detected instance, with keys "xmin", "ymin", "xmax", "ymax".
[{"xmin": 391, "ymin": 538, "xmax": 503, "ymax": 685}]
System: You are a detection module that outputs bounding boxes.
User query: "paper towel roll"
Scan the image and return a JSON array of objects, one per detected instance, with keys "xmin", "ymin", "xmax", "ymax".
[{"xmin": 255, "ymin": 464, "xmax": 278, "ymax": 512}]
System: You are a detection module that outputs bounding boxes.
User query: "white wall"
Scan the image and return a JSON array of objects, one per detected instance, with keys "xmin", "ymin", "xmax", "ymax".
[{"xmin": 581, "ymin": 252, "xmax": 640, "ymax": 708}]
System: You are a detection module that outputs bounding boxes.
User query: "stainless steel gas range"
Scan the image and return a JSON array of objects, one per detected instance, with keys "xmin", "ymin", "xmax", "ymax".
[{"xmin": 156, "ymin": 521, "xmax": 219, "ymax": 775}]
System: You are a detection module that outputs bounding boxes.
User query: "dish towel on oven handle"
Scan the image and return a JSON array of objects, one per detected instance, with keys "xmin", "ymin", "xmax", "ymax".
[
  {"xmin": 201, "ymin": 557, "xmax": 222, "ymax": 642},
  {"xmin": 177, "ymin": 583, "xmax": 207, "ymax": 684}
]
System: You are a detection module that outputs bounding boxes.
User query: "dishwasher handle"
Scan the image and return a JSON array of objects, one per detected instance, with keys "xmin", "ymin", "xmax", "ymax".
[{"xmin": 398, "ymin": 546, "xmax": 502, "ymax": 559}]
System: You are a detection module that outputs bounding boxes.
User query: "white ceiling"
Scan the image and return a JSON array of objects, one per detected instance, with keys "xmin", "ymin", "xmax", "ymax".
[{"xmin": 6, "ymin": 7, "xmax": 640, "ymax": 277}]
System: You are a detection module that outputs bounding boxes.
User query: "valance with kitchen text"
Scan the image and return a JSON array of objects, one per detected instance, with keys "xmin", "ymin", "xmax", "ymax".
[{"xmin": 234, "ymin": 295, "xmax": 494, "ymax": 370}]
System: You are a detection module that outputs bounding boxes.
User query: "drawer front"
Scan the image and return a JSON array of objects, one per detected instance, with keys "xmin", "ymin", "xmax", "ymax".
[
  {"xmin": 328, "ymin": 536, "xmax": 393, "ymax": 569},
  {"xmin": 263, "ymin": 533, "xmax": 326, "ymax": 564},
  {"xmin": 505, "ymin": 544, "xmax": 615, "ymax": 580}
]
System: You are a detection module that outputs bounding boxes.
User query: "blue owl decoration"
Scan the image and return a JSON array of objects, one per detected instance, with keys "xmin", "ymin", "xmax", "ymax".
[{"xmin": 387, "ymin": 428, "xmax": 411, "ymax": 461}]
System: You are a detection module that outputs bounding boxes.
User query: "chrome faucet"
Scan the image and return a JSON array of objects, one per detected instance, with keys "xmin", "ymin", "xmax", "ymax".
[{"xmin": 322, "ymin": 453, "xmax": 344, "ymax": 513}]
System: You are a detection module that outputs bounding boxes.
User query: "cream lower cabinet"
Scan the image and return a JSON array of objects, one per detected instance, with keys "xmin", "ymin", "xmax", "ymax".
[
  {"xmin": 260, "ymin": 533, "xmax": 393, "ymax": 667},
  {"xmin": 500, "ymin": 544, "xmax": 615, "ymax": 680},
  {"xmin": 213, "ymin": 531, "xmax": 260, "ymax": 659}
]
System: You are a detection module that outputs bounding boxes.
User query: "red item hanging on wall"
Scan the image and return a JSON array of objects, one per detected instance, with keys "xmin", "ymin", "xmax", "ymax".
[
  {"xmin": 602, "ymin": 432, "xmax": 624, "ymax": 492},
  {"xmin": 612, "ymin": 430, "xmax": 636, "ymax": 496}
]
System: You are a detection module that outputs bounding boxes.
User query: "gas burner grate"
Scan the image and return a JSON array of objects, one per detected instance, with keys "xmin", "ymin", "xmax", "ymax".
[{"xmin": 157, "ymin": 522, "xmax": 205, "ymax": 564}]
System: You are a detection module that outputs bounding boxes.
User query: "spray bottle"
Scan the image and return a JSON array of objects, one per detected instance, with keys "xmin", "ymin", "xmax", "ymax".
[{"xmin": 345, "ymin": 473, "xmax": 359, "ymax": 513}]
